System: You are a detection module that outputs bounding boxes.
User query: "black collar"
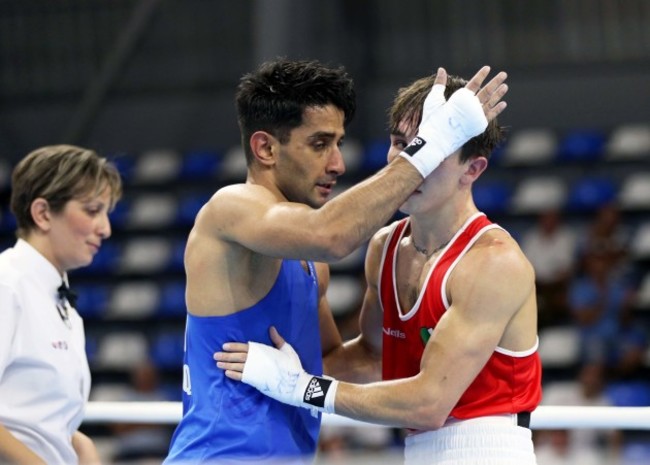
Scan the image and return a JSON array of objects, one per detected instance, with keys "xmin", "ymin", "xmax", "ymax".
[{"xmin": 57, "ymin": 282, "xmax": 78, "ymax": 308}]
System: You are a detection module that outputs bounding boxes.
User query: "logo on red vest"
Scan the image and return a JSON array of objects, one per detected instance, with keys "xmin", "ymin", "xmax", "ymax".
[
  {"xmin": 420, "ymin": 327, "xmax": 434, "ymax": 346},
  {"xmin": 382, "ymin": 327, "xmax": 406, "ymax": 339}
]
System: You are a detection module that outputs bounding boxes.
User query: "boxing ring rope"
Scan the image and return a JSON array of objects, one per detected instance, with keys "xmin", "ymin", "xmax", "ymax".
[{"xmin": 84, "ymin": 402, "xmax": 650, "ymax": 430}]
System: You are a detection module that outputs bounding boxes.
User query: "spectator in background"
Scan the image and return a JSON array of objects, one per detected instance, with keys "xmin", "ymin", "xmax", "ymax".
[
  {"xmin": 535, "ymin": 362, "xmax": 621, "ymax": 465},
  {"xmin": 573, "ymin": 201, "xmax": 648, "ymax": 382},
  {"xmin": 0, "ymin": 145, "xmax": 122, "ymax": 464},
  {"xmin": 610, "ymin": 305, "xmax": 648, "ymax": 382},
  {"xmin": 110, "ymin": 360, "xmax": 173, "ymax": 464},
  {"xmin": 568, "ymin": 247, "xmax": 637, "ymax": 369},
  {"xmin": 521, "ymin": 209, "xmax": 578, "ymax": 328},
  {"xmin": 578, "ymin": 202, "xmax": 630, "ymax": 276}
]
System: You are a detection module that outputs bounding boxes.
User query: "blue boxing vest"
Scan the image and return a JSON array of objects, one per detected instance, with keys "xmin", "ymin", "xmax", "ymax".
[{"xmin": 164, "ymin": 260, "xmax": 322, "ymax": 464}]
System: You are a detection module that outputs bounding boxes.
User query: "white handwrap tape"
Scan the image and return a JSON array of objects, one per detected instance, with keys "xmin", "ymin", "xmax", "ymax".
[
  {"xmin": 242, "ymin": 341, "xmax": 338, "ymax": 414},
  {"xmin": 399, "ymin": 86, "xmax": 487, "ymax": 178}
]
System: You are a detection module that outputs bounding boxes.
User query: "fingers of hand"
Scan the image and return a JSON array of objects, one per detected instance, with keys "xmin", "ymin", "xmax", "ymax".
[
  {"xmin": 465, "ymin": 65, "xmax": 491, "ymax": 93},
  {"xmin": 482, "ymin": 83, "xmax": 508, "ymax": 109},
  {"xmin": 221, "ymin": 342, "xmax": 249, "ymax": 353},
  {"xmin": 473, "ymin": 69, "xmax": 508, "ymax": 121},
  {"xmin": 486, "ymin": 101, "xmax": 508, "ymax": 121},
  {"xmin": 476, "ymin": 72, "xmax": 508, "ymax": 104},
  {"xmin": 214, "ymin": 351, "xmax": 248, "ymax": 363},
  {"xmin": 422, "ymin": 84, "xmax": 447, "ymax": 116},
  {"xmin": 216, "ymin": 360, "xmax": 245, "ymax": 372},
  {"xmin": 269, "ymin": 326, "xmax": 286, "ymax": 348},
  {"xmin": 433, "ymin": 67, "xmax": 447, "ymax": 86},
  {"xmin": 224, "ymin": 369, "xmax": 243, "ymax": 381},
  {"xmin": 216, "ymin": 352, "xmax": 247, "ymax": 379}
]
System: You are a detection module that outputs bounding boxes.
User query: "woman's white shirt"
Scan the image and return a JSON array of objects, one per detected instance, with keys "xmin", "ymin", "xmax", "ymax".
[{"xmin": 0, "ymin": 239, "xmax": 91, "ymax": 464}]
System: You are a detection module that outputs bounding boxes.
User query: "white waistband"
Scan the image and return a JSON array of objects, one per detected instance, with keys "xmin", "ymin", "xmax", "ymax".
[
  {"xmin": 404, "ymin": 415, "xmax": 536, "ymax": 465},
  {"xmin": 443, "ymin": 413, "xmax": 520, "ymax": 428},
  {"xmin": 407, "ymin": 413, "xmax": 520, "ymax": 437}
]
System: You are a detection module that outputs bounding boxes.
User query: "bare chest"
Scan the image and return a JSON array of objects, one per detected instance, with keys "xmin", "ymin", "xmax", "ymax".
[{"xmin": 395, "ymin": 249, "xmax": 438, "ymax": 312}]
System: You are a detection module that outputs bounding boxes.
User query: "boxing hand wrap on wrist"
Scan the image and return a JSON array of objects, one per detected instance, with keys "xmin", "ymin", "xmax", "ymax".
[
  {"xmin": 399, "ymin": 86, "xmax": 487, "ymax": 178},
  {"xmin": 242, "ymin": 341, "xmax": 338, "ymax": 414},
  {"xmin": 300, "ymin": 374, "xmax": 338, "ymax": 414}
]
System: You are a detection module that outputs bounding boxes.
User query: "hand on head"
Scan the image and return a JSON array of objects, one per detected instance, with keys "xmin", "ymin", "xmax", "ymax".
[{"xmin": 399, "ymin": 65, "xmax": 508, "ymax": 178}]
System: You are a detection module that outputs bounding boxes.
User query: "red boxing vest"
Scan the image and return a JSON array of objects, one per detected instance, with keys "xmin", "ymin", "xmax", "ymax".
[{"xmin": 380, "ymin": 212, "xmax": 542, "ymax": 419}]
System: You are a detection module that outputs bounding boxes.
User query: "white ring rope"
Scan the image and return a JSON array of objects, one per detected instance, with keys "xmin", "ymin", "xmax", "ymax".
[{"xmin": 84, "ymin": 402, "xmax": 650, "ymax": 430}]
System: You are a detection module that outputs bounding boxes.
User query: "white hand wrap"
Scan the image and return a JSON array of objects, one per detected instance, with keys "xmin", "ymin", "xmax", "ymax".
[
  {"xmin": 241, "ymin": 341, "xmax": 338, "ymax": 414},
  {"xmin": 399, "ymin": 85, "xmax": 487, "ymax": 178}
]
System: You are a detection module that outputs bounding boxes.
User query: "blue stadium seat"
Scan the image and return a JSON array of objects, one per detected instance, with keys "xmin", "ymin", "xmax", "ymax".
[
  {"xmin": 158, "ymin": 281, "xmax": 187, "ymax": 317},
  {"xmin": 605, "ymin": 381, "xmax": 650, "ymax": 407},
  {"xmin": 473, "ymin": 182, "xmax": 512, "ymax": 214},
  {"xmin": 150, "ymin": 330, "xmax": 185, "ymax": 369},
  {"xmin": 361, "ymin": 139, "xmax": 390, "ymax": 173},
  {"xmin": 565, "ymin": 177, "xmax": 617, "ymax": 211},
  {"xmin": 83, "ymin": 242, "xmax": 120, "ymax": 274},
  {"xmin": 85, "ymin": 333, "xmax": 100, "ymax": 366},
  {"xmin": 487, "ymin": 142, "xmax": 507, "ymax": 165},
  {"xmin": 0, "ymin": 239, "xmax": 12, "ymax": 254},
  {"xmin": 109, "ymin": 198, "xmax": 131, "ymax": 231},
  {"xmin": 176, "ymin": 192, "xmax": 211, "ymax": 226},
  {"xmin": 168, "ymin": 239, "xmax": 186, "ymax": 272},
  {"xmin": 75, "ymin": 284, "xmax": 111, "ymax": 318},
  {"xmin": 109, "ymin": 152, "xmax": 136, "ymax": 182},
  {"xmin": 556, "ymin": 129, "xmax": 606, "ymax": 163},
  {"xmin": 180, "ymin": 149, "xmax": 222, "ymax": 180},
  {"xmin": 0, "ymin": 208, "xmax": 16, "ymax": 234},
  {"xmin": 622, "ymin": 441, "xmax": 650, "ymax": 465}
]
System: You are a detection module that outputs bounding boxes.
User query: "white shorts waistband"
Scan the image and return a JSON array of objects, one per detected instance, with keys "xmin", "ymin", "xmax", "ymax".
[{"xmin": 404, "ymin": 415, "xmax": 537, "ymax": 465}]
